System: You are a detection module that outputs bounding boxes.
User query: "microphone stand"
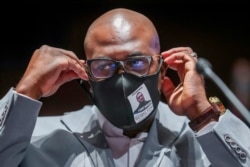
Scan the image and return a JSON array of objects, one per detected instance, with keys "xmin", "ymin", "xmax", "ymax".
[{"xmin": 196, "ymin": 58, "xmax": 250, "ymax": 126}]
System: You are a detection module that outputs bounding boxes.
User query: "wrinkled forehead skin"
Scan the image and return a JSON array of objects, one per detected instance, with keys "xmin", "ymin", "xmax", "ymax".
[{"xmin": 84, "ymin": 8, "xmax": 160, "ymax": 60}]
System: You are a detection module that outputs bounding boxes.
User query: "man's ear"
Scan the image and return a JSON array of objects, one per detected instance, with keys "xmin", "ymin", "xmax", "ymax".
[
  {"xmin": 160, "ymin": 63, "xmax": 168, "ymax": 79},
  {"xmin": 158, "ymin": 63, "xmax": 168, "ymax": 104},
  {"xmin": 157, "ymin": 62, "xmax": 168, "ymax": 92}
]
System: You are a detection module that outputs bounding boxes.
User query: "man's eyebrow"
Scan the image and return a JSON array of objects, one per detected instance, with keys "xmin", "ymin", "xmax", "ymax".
[
  {"xmin": 94, "ymin": 55, "xmax": 111, "ymax": 59},
  {"xmin": 127, "ymin": 52, "xmax": 146, "ymax": 57}
]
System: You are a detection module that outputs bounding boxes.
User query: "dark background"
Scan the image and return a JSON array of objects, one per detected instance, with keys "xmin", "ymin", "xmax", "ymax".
[{"xmin": 1, "ymin": 1, "xmax": 250, "ymax": 116}]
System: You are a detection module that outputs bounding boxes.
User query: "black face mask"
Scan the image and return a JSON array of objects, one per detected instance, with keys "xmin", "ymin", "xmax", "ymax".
[{"xmin": 89, "ymin": 71, "xmax": 161, "ymax": 130}]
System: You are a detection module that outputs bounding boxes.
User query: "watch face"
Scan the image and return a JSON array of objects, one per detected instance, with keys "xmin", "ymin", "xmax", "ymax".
[{"xmin": 209, "ymin": 96, "xmax": 226, "ymax": 115}]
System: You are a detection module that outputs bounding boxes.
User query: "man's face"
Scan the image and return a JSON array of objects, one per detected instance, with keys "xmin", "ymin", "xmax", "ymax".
[{"xmin": 136, "ymin": 92, "xmax": 145, "ymax": 103}]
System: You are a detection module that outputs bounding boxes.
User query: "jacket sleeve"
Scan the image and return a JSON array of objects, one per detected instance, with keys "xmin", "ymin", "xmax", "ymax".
[
  {"xmin": 0, "ymin": 88, "xmax": 42, "ymax": 167},
  {"xmin": 196, "ymin": 110, "xmax": 250, "ymax": 167}
]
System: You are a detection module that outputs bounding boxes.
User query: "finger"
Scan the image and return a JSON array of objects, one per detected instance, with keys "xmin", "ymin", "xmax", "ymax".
[
  {"xmin": 161, "ymin": 47, "xmax": 193, "ymax": 59},
  {"xmin": 163, "ymin": 52, "xmax": 196, "ymax": 71},
  {"xmin": 58, "ymin": 49, "xmax": 90, "ymax": 81},
  {"xmin": 60, "ymin": 48, "xmax": 81, "ymax": 61},
  {"xmin": 161, "ymin": 76, "xmax": 175, "ymax": 102},
  {"xmin": 62, "ymin": 56, "xmax": 89, "ymax": 80},
  {"xmin": 59, "ymin": 48, "xmax": 85, "ymax": 67},
  {"xmin": 54, "ymin": 70, "xmax": 81, "ymax": 85}
]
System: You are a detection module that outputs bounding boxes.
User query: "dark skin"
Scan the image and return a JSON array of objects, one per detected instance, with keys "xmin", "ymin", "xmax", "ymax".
[{"xmin": 15, "ymin": 8, "xmax": 211, "ymax": 137}]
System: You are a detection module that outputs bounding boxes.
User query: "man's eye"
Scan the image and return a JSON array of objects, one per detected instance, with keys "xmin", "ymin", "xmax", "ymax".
[
  {"xmin": 132, "ymin": 60, "xmax": 144, "ymax": 67},
  {"xmin": 98, "ymin": 64, "xmax": 108, "ymax": 70},
  {"xmin": 127, "ymin": 59, "xmax": 148, "ymax": 69}
]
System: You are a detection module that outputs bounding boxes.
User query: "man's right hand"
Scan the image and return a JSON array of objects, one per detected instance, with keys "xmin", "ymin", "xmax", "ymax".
[{"xmin": 15, "ymin": 45, "xmax": 88, "ymax": 99}]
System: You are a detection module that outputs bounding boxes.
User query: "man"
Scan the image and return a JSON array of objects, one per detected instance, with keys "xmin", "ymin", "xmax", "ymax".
[{"xmin": 0, "ymin": 8, "xmax": 249, "ymax": 167}]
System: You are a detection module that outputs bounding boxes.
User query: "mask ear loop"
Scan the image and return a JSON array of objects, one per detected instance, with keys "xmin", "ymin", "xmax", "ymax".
[
  {"xmin": 77, "ymin": 63, "xmax": 94, "ymax": 102},
  {"xmin": 77, "ymin": 79, "xmax": 94, "ymax": 102}
]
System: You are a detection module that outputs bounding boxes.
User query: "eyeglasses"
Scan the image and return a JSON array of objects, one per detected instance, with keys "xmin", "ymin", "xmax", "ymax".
[{"xmin": 86, "ymin": 55, "xmax": 162, "ymax": 81}]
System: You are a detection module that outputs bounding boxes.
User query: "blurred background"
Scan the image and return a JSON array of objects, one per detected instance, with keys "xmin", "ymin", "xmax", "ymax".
[{"xmin": 1, "ymin": 1, "xmax": 250, "ymax": 116}]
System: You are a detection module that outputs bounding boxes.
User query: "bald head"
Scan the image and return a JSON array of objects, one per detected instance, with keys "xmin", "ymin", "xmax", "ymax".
[{"xmin": 84, "ymin": 8, "xmax": 160, "ymax": 59}]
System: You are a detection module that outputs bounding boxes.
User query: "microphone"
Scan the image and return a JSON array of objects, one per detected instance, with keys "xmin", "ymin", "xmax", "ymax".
[{"xmin": 196, "ymin": 58, "xmax": 250, "ymax": 125}]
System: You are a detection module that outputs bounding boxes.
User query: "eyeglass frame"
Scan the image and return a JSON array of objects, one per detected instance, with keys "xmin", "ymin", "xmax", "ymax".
[{"xmin": 85, "ymin": 55, "xmax": 163, "ymax": 81}]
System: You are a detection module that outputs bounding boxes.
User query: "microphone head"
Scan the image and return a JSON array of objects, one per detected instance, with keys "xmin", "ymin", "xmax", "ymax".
[{"xmin": 196, "ymin": 58, "xmax": 213, "ymax": 77}]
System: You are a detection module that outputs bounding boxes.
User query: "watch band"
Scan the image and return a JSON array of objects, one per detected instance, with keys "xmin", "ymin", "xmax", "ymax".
[{"xmin": 189, "ymin": 106, "xmax": 220, "ymax": 132}]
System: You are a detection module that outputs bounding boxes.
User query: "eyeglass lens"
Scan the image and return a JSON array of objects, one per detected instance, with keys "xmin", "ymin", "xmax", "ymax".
[{"xmin": 89, "ymin": 56, "xmax": 151, "ymax": 79}]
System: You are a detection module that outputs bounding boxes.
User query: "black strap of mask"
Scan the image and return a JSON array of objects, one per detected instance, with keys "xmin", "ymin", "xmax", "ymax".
[{"xmin": 76, "ymin": 79, "xmax": 94, "ymax": 102}]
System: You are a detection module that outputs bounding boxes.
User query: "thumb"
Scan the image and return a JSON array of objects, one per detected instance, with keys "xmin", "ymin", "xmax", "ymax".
[{"xmin": 161, "ymin": 76, "xmax": 175, "ymax": 102}]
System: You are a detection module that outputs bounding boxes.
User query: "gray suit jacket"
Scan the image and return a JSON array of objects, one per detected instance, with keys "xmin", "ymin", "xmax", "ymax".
[{"xmin": 0, "ymin": 88, "xmax": 249, "ymax": 167}]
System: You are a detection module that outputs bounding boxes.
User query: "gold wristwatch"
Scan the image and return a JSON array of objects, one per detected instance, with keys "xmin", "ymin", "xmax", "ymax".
[
  {"xmin": 189, "ymin": 96, "xmax": 226, "ymax": 131},
  {"xmin": 209, "ymin": 96, "xmax": 226, "ymax": 115}
]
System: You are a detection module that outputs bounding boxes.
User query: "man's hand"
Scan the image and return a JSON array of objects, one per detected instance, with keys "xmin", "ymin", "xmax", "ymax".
[
  {"xmin": 161, "ymin": 47, "xmax": 211, "ymax": 120},
  {"xmin": 15, "ymin": 45, "xmax": 88, "ymax": 99}
]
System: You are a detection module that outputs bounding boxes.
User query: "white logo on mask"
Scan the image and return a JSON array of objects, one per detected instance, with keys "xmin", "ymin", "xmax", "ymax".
[{"xmin": 127, "ymin": 83, "xmax": 153, "ymax": 123}]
